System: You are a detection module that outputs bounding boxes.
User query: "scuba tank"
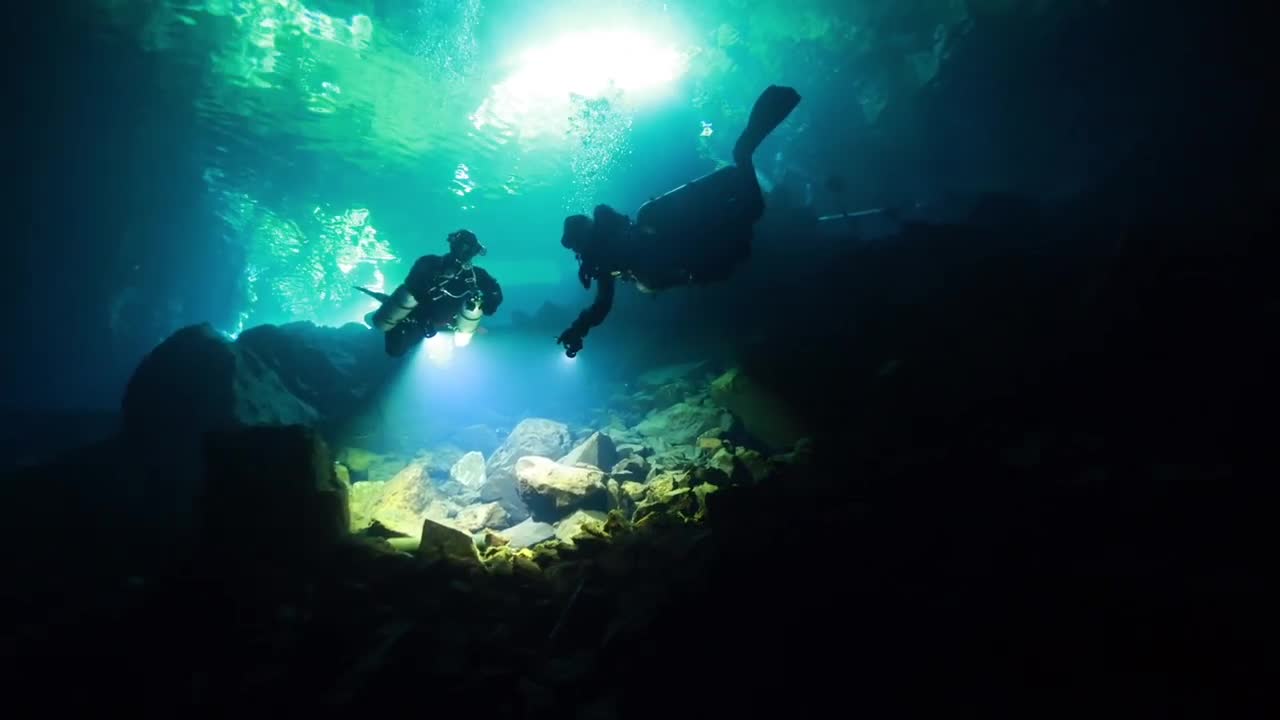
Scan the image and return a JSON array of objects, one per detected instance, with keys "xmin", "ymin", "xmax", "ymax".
[
  {"xmin": 451, "ymin": 299, "xmax": 483, "ymax": 347},
  {"xmin": 367, "ymin": 284, "xmax": 417, "ymax": 331},
  {"xmin": 635, "ymin": 165, "xmax": 749, "ymax": 238}
]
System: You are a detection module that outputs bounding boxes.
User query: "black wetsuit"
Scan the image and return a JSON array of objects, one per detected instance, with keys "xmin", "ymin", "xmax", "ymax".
[
  {"xmin": 560, "ymin": 165, "xmax": 764, "ymax": 354},
  {"xmin": 385, "ymin": 255, "xmax": 502, "ymax": 356}
]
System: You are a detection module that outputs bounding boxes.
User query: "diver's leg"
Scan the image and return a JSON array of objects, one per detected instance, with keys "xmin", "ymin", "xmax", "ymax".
[{"xmin": 733, "ymin": 86, "xmax": 801, "ymax": 167}]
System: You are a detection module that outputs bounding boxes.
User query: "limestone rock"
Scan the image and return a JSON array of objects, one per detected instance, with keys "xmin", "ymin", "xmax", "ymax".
[
  {"xmin": 615, "ymin": 443, "xmax": 653, "ymax": 460},
  {"xmin": 453, "ymin": 502, "xmax": 510, "ymax": 533},
  {"xmin": 499, "ymin": 518, "xmax": 556, "ymax": 549},
  {"xmin": 558, "ymin": 432, "xmax": 618, "ymax": 471},
  {"xmin": 708, "ymin": 447, "xmax": 751, "ymax": 485},
  {"xmin": 340, "ymin": 448, "xmax": 381, "ymax": 475},
  {"xmin": 554, "ymin": 509, "xmax": 609, "ymax": 545},
  {"xmin": 710, "ymin": 367, "xmax": 809, "ymax": 452},
  {"xmin": 735, "ymin": 447, "xmax": 774, "ymax": 483},
  {"xmin": 648, "ymin": 470, "xmax": 692, "ymax": 496},
  {"xmin": 347, "ymin": 480, "xmax": 387, "ymax": 532},
  {"xmin": 197, "ymin": 425, "xmax": 348, "ymax": 563},
  {"xmin": 481, "ymin": 419, "xmax": 574, "ymax": 522},
  {"xmin": 621, "ymin": 481, "xmax": 648, "ymax": 502},
  {"xmin": 340, "ymin": 449, "xmax": 409, "ymax": 483},
  {"xmin": 417, "ymin": 518, "xmax": 481, "ymax": 567},
  {"xmin": 121, "ymin": 324, "xmax": 321, "ymax": 529},
  {"xmin": 698, "ymin": 437, "xmax": 726, "ymax": 455},
  {"xmin": 515, "ymin": 456, "xmax": 607, "ymax": 522},
  {"xmin": 235, "ymin": 321, "xmax": 394, "ymax": 423},
  {"xmin": 648, "ymin": 447, "xmax": 698, "ymax": 475},
  {"xmin": 609, "ymin": 455, "xmax": 649, "ymax": 483},
  {"xmin": 449, "ymin": 451, "xmax": 487, "ymax": 490},
  {"xmin": 635, "ymin": 402, "xmax": 730, "ymax": 446},
  {"xmin": 421, "ymin": 445, "xmax": 466, "ymax": 479},
  {"xmin": 634, "ymin": 484, "xmax": 697, "ymax": 526},
  {"xmin": 369, "ymin": 461, "xmax": 440, "ymax": 537}
]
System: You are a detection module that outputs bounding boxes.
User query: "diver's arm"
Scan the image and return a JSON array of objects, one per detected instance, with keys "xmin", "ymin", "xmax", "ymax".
[
  {"xmin": 557, "ymin": 272, "xmax": 615, "ymax": 357},
  {"xmin": 475, "ymin": 269, "xmax": 504, "ymax": 315}
]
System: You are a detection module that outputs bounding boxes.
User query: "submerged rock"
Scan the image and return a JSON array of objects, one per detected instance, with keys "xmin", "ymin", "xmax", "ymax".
[
  {"xmin": 453, "ymin": 502, "xmax": 510, "ymax": 533},
  {"xmin": 421, "ymin": 445, "xmax": 466, "ymax": 479},
  {"xmin": 367, "ymin": 461, "xmax": 441, "ymax": 537},
  {"xmin": 417, "ymin": 518, "xmax": 481, "ymax": 567},
  {"xmin": 515, "ymin": 456, "xmax": 608, "ymax": 522},
  {"xmin": 499, "ymin": 518, "xmax": 556, "ymax": 549},
  {"xmin": 450, "ymin": 451, "xmax": 487, "ymax": 491},
  {"xmin": 554, "ymin": 509, "xmax": 609, "ymax": 545},
  {"xmin": 235, "ymin": 321, "xmax": 392, "ymax": 423},
  {"xmin": 482, "ymin": 419, "xmax": 574, "ymax": 522},
  {"xmin": 197, "ymin": 424, "xmax": 348, "ymax": 564},
  {"xmin": 708, "ymin": 448, "xmax": 751, "ymax": 485},
  {"xmin": 614, "ymin": 443, "xmax": 653, "ymax": 460},
  {"xmin": 734, "ymin": 448, "xmax": 774, "ymax": 483},
  {"xmin": 635, "ymin": 402, "xmax": 731, "ymax": 446},
  {"xmin": 710, "ymin": 367, "xmax": 809, "ymax": 452},
  {"xmin": 609, "ymin": 455, "xmax": 649, "ymax": 484},
  {"xmin": 121, "ymin": 324, "xmax": 321, "ymax": 528},
  {"xmin": 558, "ymin": 432, "xmax": 618, "ymax": 471}
]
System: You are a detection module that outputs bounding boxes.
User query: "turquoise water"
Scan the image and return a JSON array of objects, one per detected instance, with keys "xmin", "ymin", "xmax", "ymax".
[{"xmin": 72, "ymin": 0, "xmax": 980, "ymax": 332}]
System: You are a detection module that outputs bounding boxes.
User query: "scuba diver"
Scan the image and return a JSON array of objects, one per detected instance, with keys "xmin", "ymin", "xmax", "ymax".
[
  {"xmin": 555, "ymin": 85, "xmax": 803, "ymax": 357},
  {"xmin": 359, "ymin": 229, "xmax": 503, "ymax": 357}
]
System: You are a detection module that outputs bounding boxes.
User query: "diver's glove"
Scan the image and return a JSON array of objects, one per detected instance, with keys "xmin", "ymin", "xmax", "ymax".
[{"xmin": 556, "ymin": 326, "xmax": 585, "ymax": 358}]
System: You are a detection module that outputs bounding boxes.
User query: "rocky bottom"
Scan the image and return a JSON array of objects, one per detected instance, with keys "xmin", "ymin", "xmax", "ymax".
[{"xmin": 7, "ymin": 429, "xmax": 1267, "ymax": 717}]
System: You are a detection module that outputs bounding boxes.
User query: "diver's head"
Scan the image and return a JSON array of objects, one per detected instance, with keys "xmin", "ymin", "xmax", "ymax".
[
  {"xmin": 446, "ymin": 229, "xmax": 486, "ymax": 266},
  {"xmin": 561, "ymin": 214, "xmax": 593, "ymax": 255}
]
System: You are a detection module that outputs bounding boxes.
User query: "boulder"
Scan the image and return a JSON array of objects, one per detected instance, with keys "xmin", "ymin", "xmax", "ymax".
[
  {"xmin": 348, "ymin": 480, "xmax": 390, "ymax": 532},
  {"xmin": 499, "ymin": 518, "xmax": 556, "ymax": 549},
  {"xmin": 124, "ymin": 325, "xmax": 319, "ymax": 438},
  {"xmin": 514, "ymin": 456, "xmax": 608, "ymax": 522},
  {"xmin": 609, "ymin": 455, "xmax": 649, "ymax": 483},
  {"xmin": 635, "ymin": 402, "xmax": 731, "ymax": 446},
  {"xmin": 421, "ymin": 445, "xmax": 467, "ymax": 479},
  {"xmin": 710, "ymin": 367, "xmax": 810, "ymax": 452},
  {"xmin": 481, "ymin": 419, "xmax": 574, "ymax": 522},
  {"xmin": 615, "ymin": 443, "xmax": 653, "ymax": 460},
  {"xmin": 122, "ymin": 324, "xmax": 320, "ymax": 529},
  {"xmin": 708, "ymin": 448, "xmax": 751, "ymax": 485},
  {"xmin": 338, "ymin": 448, "xmax": 411, "ymax": 483},
  {"xmin": 606, "ymin": 479, "xmax": 645, "ymax": 519},
  {"xmin": 367, "ymin": 461, "xmax": 442, "ymax": 537},
  {"xmin": 558, "ymin": 432, "xmax": 618, "ymax": 471},
  {"xmin": 234, "ymin": 321, "xmax": 393, "ymax": 424},
  {"xmin": 697, "ymin": 437, "xmax": 727, "ymax": 455},
  {"xmin": 196, "ymin": 425, "xmax": 348, "ymax": 565},
  {"xmin": 735, "ymin": 447, "xmax": 774, "ymax": 483},
  {"xmin": 449, "ymin": 451, "xmax": 487, "ymax": 491},
  {"xmin": 453, "ymin": 502, "xmax": 510, "ymax": 533},
  {"xmin": 554, "ymin": 509, "xmax": 609, "ymax": 545},
  {"xmin": 417, "ymin": 518, "xmax": 481, "ymax": 567}
]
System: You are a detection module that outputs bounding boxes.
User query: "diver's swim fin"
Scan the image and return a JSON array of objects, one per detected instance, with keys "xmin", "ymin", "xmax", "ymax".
[
  {"xmin": 354, "ymin": 285, "xmax": 392, "ymax": 303},
  {"xmin": 734, "ymin": 85, "xmax": 802, "ymax": 166}
]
